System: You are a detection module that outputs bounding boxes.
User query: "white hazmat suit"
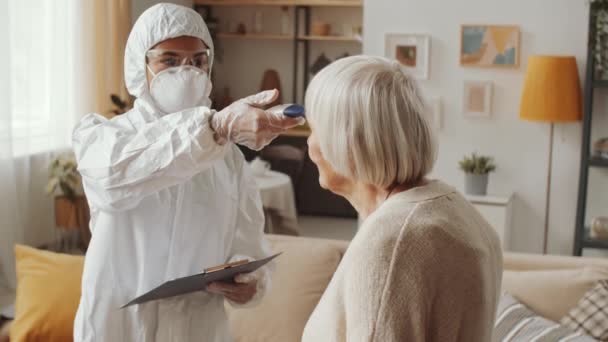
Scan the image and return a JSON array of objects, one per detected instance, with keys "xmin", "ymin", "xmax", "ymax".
[{"xmin": 72, "ymin": 4, "xmax": 272, "ymax": 341}]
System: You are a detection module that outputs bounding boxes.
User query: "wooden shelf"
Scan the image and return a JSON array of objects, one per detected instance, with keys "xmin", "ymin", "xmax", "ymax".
[
  {"xmin": 196, "ymin": 0, "xmax": 294, "ymax": 6},
  {"xmin": 583, "ymin": 229, "xmax": 608, "ymax": 249},
  {"xmin": 298, "ymin": 35, "xmax": 361, "ymax": 42},
  {"xmin": 589, "ymin": 156, "xmax": 608, "ymax": 167},
  {"xmin": 296, "ymin": 0, "xmax": 362, "ymax": 6},
  {"xmin": 583, "ymin": 238, "xmax": 608, "ymax": 249},
  {"xmin": 593, "ymin": 80, "xmax": 608, "ymax": 88},
  {"xmin": 216, "ymin": 33, "xmax": 294, "ymax": 40},
  {"xmin": 195, "ymin": 0, "xmax": 362, "ymax": 7},
  {"xmin": 280, "ymin": 129, "xmax": 310, "ymax": 137},
  {"xmin": 216, "ymin": 33, "xmax": 362, "ymax": 42}
]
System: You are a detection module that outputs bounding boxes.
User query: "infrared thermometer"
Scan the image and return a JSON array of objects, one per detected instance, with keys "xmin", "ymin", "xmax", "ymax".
[{"xmin": 268, "ymin": 104, "xmax": 306, "ymax": 118}]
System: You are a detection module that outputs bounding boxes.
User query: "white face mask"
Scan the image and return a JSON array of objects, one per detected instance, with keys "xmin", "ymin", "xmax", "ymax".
[{"xmin": 147, "ymin": 65, "xmax": 212, "ymax": 114}]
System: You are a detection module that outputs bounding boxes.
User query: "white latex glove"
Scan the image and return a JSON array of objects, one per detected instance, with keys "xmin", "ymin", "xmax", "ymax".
[{"xmin": 209, "ymin": 89, "xmax": 306, "ymax": 151}]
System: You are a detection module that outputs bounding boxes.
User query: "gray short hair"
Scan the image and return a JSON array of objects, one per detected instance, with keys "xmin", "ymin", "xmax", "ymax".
[{"xmin": 305, "ymin": 55, "xmax": 437, "ymax": 188}]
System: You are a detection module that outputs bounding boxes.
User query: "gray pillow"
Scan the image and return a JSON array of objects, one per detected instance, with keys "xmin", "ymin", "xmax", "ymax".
[{"xmin": 494, "ymin": 292, "xmax": 597, "ymax": 342}]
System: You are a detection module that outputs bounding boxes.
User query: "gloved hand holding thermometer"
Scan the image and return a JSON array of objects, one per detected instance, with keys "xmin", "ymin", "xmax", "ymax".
[{"xmin": 210, "ymin": 89, "xmax": 306, "ymax": 151}]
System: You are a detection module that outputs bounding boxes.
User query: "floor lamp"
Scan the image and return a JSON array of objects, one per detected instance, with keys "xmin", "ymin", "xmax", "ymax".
[{"xmin": 519, "ymin": 55, "xmax": 582, "ymax": 254}]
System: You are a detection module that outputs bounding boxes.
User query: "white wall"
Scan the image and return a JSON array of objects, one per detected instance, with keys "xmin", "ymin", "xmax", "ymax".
[
  {"xmin": 364, "ymin": 0, "xmax": 605, "ymax": 255},
  {"xmin": 131, "ymin": 0, "xmax": 193, "ymax": 25}
]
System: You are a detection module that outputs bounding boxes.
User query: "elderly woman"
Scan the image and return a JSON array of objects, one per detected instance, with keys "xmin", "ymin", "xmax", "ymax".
[{"xmin": 301, "ymin": 56, "xmax": 503, "ymax": 342}]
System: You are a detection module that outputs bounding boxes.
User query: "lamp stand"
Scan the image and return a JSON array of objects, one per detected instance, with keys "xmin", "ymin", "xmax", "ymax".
[{"xmin": 542, "ymin": 122, "xmax": 555, "ymax": 254}]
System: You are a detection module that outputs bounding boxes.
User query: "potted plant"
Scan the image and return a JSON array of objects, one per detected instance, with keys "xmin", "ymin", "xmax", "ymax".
[
  {"xmin": 458, "ymin": 153, "xmax": 496, "ymax": 196},
  {"xmin": 46, "ymin": 155, "xmax": 90, "ymax": 250}
]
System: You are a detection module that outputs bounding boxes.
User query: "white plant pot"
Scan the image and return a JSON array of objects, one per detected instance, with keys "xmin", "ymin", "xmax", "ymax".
[{"xmin": 464, "ymin": 173, "xmax": 489, "ymax": 196}]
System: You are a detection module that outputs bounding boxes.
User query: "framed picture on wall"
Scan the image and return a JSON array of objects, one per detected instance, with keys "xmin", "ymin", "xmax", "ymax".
[
  {"xmin": 460, "ymin": 25, "xmax": 520, "ymax": 68},
  {"xmin": 385, "ymin": 34, "xmax": 431, "ymax": 80},
  {"xmin": 463, "ymin": 81, "xmax": 493, "ymax": 118}
]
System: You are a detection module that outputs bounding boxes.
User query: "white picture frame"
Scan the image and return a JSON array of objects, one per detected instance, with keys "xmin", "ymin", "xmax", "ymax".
[
  {"xmin": 385, "ymin": 33, "xmax": 431, "ymax": 80},
  {"xmin": 463, "ymin": 80, "xmax": 493, "ymax": 118}
]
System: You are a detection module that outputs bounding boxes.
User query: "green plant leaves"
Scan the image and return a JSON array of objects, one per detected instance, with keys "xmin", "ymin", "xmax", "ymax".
[
  {"xmin": 458, "ymin": 153, "xmax": 497, "ymax": 175},
  {"xmin": 46, "ymin": 155, "xmax": 81, "ymax": 200}
]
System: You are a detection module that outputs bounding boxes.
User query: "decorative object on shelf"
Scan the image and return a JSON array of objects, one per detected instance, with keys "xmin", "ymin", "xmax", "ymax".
[
  {"xmin": 237, "ymin": 22, "xmax": 247, "ymax": 35},
  {"xmin": 336, "ymin": 52, "xmax": 350, "ymax": 60},
  {"xmin": 354, "ymin": 25, "xmax": 363, "ymax": 37},
  {"xmin": 108, "ymin": 93, "xmax": 133, "ymax": 116},
  {"xmin": 46, "ymin": 155, "xmax": 90, "ymax": 251},
  {"xmin": 215, "ymin": 87, "xmax": 234, "ymax": 111},
  {"xmin": 459, "ymin": 153, "xmax": 496, "ymax": 196},
  {"xmin": 311, "ymin": 21, "xmax": 331, "ymax": 36},
  {"xmin": 253, "ymin": 11, "xmax": 263, "ymax": 34},
  {"xmin": 281, "ymin": 6, "xmax": 291, "ymax": 36},
  {"xmin": 385, "ymin": 33, "xmax": 430, "ymax": 80},
  {"xmin": 463, "ymin": 80, "xmax": 493, "ymax": 118},
  {"xmin": 259, "ymin": 69, "xmax": 283, "ymax": 108},
  {"xmin": 460, "ymin": 25, "xmax": 520, "ymax": 68},
  {"xmin": 310, "ymin": 53, "xmax": 332, "ymax": 75},
  {"xmin": 520, "ymin": 55, "xmax": 582, "ymax": 254},
  {"xmin": 594, "ymin": 137, "xmax": 608, "ymax": 158},
  {"xmin": 591, "ymin": 217, "xmax": 608, "ymax": 240},
  {"xmin": 590, "ymin": 0, "xmax": 608, "ymax": 79},
  {"xmin": 427, "ymin": 97, "xmax": 442, "ymax": 130}
]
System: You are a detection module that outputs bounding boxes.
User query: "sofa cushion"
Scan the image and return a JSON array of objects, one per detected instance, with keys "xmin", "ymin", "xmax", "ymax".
[
  {"xmin": 226, "ymin": 235, "xmax": 347, "ymax": 342},
  {"xmin": 11, "ymin": 245, "xmax": 84, "ymax": 342},
  {"xmin": 502, "ymin": 267, "xmax": 608, "ymax": 322},
  {"xmin": 493, "ymin": 292, "xmax": 595, "ymax": 342},
  {"xmin": 562, "ymin": 280, "xmax": 608, "ymax": 341}
]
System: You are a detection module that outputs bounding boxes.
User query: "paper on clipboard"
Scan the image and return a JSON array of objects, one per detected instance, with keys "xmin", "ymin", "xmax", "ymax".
[{"xmin": 121, "ymin": 253, "xmax": 281, "ymax": 308}]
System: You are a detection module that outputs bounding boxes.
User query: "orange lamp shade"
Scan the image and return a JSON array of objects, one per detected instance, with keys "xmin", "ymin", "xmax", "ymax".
[{"xmin": 519, "ymin": 55, "xmax": 583, "ymax": 122}]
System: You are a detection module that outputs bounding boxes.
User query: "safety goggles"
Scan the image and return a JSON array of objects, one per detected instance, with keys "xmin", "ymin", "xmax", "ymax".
[{"xmin": 145, "ymin": 49, "xmax": 212, "ymax": 74}]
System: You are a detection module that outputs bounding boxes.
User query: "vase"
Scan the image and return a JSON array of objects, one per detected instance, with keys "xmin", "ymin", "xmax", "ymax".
[
  {"xmin": 591, "ymin": 217, "xmax": 608, "ymax": 240},
  {"xmin": 54, "ymin": 195, "xmax": 91, "ymax": 250},
  {"xmin": 464, "ymin": 173, "xmax": 489, "ymax": 196}
]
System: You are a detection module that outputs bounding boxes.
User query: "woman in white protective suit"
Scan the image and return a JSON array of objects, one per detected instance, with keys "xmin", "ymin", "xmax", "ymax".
[{"xmin": 71, "ymin": 3, "xmax": 304, "ymax": 341}]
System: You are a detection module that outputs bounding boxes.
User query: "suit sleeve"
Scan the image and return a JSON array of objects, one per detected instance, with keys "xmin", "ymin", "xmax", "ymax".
[{"xmin": 72, "ymin": 107, "xmax": 227, "ymax": 212}]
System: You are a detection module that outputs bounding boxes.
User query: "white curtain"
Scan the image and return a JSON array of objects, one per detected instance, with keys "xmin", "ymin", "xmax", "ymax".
[{"xmin": 0, "ymin": 1, "xmax": 106, "ymax": 289}]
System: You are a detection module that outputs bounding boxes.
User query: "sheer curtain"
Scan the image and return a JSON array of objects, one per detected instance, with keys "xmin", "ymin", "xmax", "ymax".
[{"xmin": 0, "ymin": 0, "xmax": 131, "ymax": 290}]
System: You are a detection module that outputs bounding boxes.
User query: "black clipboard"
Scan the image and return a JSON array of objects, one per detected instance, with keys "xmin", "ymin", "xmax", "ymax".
[{"xmin": 121, "ymin": 253, "xmax": 281, "ymax": 308}]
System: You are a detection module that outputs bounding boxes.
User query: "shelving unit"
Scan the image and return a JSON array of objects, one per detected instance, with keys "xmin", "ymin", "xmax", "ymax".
[
  {"xmin": 214, "ymin": 33, "xmax": 362, "ymax": 42},
  {"xmin": 573, "ymin": 4, "xmax": 608, "ymax": 256},
  {"xmin": 194, "ymin": 0, "xmax": 362, "ymax": 7},
  {"xmin": 194, "ymin": 0, "xmax": 363, "ymax": 137},
  {"xmin": 216, "ymin": 33, "xmax": 294, "ymax": 40},
  {"xmin": 589, "ymin": 156, "xmax": 608, "ymax": 167},
  {"xmin": 298, "ymin": 35, "xmax": 362, "ymax": 42}
]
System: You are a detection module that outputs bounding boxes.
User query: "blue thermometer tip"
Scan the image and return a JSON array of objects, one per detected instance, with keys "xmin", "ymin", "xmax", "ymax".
[{"xmin": 282, "ymin": 104, "xmax": 306, "ymax": 118}]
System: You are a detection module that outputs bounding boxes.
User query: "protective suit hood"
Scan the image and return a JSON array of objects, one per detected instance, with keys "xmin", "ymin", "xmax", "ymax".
[{"xmin": 124, "ymin": 3, "xmax": 214, "ymax": 99}]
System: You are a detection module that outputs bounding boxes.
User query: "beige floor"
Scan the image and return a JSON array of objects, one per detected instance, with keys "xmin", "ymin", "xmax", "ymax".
[{"xmin": 297, "ymin": 215, "xmax": 358, "ymax": 241}]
